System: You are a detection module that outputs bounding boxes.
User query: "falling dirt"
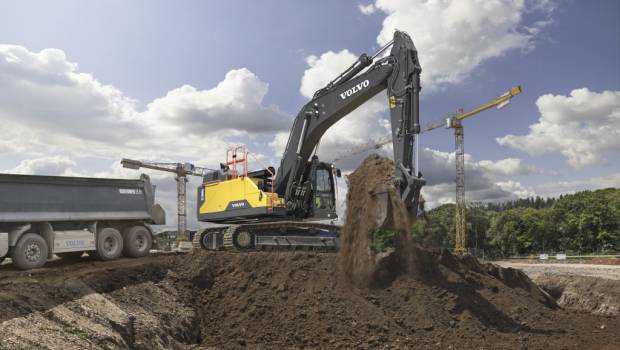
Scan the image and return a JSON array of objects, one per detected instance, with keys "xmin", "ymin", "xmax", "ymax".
[
  {"xmin": 339, "ymin": 154, "xmax": 437, "ymax": 291},
  {"xmin": 1, "ymin": 155, "xmax": 619, "ymax": 349},
  {"xmin": 338, "ymin": 154, "xmax": 415, "ymax": 287}
]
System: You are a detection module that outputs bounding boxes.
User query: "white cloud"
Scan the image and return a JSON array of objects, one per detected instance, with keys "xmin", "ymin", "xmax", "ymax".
[
  {"xmin": 372, "ymin": 0, "xmax": 554, "ymax": 90},
  {"xmin": 4, "ymin": 156, "xmax": 78, "ymax": 176},
  {"xmin": 418, "ymin": 148, "xmax": 530, "ymax": 207},
  {"xmin": 300, "ymin": 50, "xmax": 357, "ymax": 99},
  {"xmin": 496, "ymin": 180, "xmax": 536, "ymax": 198},
  {"xmin": 532, "ymin": 172, "xmax": 620, "ymax": 198},
  {"xmin": 0, "ymin": 45, "xmax": 290, "ymax": 164},
  {"xmin": 0, "ymin": 45, "xmax": 295, "ymax": 227},
  {"xmin": 269, "ymin": 132, "xmax": 290, "ymax": 158},
  {"xmin": 498, "ymin": 88, "xmax": 620, "ymax": 168},
  {"xmin": 0, "ymin": 45, "xmax": 141, "ymax": 145},
  {"xmin": 358, "ymin": 3, "xmax": 377, "ymax": 15},
  {"xmin": 478, "ymin": 158, "xmax": 538, "ymax": 176},
  {"xmin": 146, "ymin": 68, "xmax": 290, "ymax": 136}
]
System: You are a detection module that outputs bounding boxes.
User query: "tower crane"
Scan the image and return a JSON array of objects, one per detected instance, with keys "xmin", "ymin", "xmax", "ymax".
[
  {"xmin": 328, "ymin": 86, "xmax": 523, "ymax": 256},
  {"xmin": 121, "ymin": 158, "xmax": 214, "ymax": 248},
  {"xmin": 422, "ymin": 86, "xmax": 523, "ymax": 255}
]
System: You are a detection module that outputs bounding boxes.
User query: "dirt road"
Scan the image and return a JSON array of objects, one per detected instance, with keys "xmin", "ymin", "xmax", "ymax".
[{"xmin": 495, "ymin": 261, "xmax": 620, "ymax": 280}]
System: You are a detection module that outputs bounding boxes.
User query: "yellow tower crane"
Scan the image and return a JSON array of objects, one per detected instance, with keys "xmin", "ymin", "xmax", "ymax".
[
  {"xmin": 421, "ymin": 86, "xmax": 523, "ymax": 255},
  {"xmin": 327, "ymin": 86, "xmax": 522, "ymax": 256}
]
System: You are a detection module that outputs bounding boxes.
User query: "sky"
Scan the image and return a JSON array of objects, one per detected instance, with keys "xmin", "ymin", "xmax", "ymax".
[{"xmin": 0, "ymin": 0, "xmax": 618, "ymax": 227}]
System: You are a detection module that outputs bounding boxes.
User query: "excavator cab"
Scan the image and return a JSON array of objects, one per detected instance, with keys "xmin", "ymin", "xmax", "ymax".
[{"xmin": 309, "ymin": 162, "xmax": 338, "ymax": 220}]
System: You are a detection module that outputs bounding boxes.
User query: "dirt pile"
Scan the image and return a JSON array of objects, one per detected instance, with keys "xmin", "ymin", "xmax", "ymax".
[
  {"xmin": 1, "ymin": 250, "xmax": 619, "ymax": 349},
  {"xmin": 1, "ymin": 155, "xmax": 619, "ymax": 349}
]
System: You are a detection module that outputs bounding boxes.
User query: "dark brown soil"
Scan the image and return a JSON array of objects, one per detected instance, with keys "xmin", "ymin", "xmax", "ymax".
[
  {"xmin": 182, "ymin": 250, "xmax": 620, "ymax": 349},
  {"xmin": 1, "ymin": 250, "xmax": 619, "ymax": 349},
  {"xmin": 0, "ymin": 155, "xmax": 619, "ymax": 349}
]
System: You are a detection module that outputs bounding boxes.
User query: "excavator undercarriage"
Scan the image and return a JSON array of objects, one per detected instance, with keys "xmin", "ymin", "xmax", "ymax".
[{"xmin": 192, "ymin": 220, "xmax": 339, "ymax": 251}]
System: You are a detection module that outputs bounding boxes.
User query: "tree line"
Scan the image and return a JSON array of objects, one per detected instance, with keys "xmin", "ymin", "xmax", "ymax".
[{"xmin": 412, "ymin": 188, "xmax": 620, "ymax": 258}]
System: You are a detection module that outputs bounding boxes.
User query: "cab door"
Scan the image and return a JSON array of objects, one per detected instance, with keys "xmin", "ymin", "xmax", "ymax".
[{"xmin": 312, "ymin": 165, "xmax": 337, "ymax": 219}]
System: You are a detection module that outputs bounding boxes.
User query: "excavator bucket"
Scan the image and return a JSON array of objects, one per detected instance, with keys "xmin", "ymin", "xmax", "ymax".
[{"xmin": 370, "ymin": 185, "xmax": 392, "ymax": 230}]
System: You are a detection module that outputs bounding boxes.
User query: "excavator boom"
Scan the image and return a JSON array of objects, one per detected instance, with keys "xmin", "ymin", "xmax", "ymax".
[{"xmin": 275, "ymin": 30, "xmax": 425, "ymax": 217}]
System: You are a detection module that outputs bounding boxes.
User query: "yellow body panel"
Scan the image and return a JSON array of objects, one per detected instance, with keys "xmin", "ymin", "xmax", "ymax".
[{"xmin": 199, "ymin": 177, "xmax": 283, "ymax": 215}]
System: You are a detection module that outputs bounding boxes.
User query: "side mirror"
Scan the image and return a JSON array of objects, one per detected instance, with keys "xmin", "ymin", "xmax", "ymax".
[{"xmin": 336, "ymin": 168, "xmax": 342, "ymax": 178}]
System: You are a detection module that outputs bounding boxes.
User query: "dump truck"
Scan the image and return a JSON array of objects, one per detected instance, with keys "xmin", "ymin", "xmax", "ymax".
[{"xmin": 0, "ymin": 173, "xmax": 165, "ymax": 270}]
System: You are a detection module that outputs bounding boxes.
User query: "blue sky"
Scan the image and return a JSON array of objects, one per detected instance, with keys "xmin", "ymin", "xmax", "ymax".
[{"xmin": 0, "ymin": 0, "xmax": 618, "ymax": 224}]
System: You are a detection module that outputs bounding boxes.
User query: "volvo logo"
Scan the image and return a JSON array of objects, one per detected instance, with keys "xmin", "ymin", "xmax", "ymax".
[
  {"xmin": 340, "ymin": 80, "xmax": 370, "ymax": 100},
  {"xmin": 228, "ymin": 200, "xmax": 249, "ymax": 210}
]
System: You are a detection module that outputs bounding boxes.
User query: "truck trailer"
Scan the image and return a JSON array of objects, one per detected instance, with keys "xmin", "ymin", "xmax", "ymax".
[{"xmin": 0, "ymin": 173, "xmax": 165, "ymax": 270}]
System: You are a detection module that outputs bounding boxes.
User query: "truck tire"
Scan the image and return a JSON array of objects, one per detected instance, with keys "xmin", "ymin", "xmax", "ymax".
[
  {"xmin": 123, "ymin": 226, "xmax": 152, "ymax": 258},
  {"xmin": 11, "ymin": 233, "xmax": 48, "ymax": 270},
  {"xmin": 95, "ymin": 228, "xmax": 123, "ymax": 261}
]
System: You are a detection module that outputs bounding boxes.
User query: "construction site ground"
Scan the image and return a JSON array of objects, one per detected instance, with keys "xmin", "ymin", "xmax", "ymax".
[
  {"xmin": 1, "ymin": 250, "xmax": 619, "ymax": 349},
  {"xmin": 1, "ymin": 156, "xmax": 618, "ymax": 349},
  {"xmin": 495, "ymin": 260, "xmax": 620, "ymax": 281}
]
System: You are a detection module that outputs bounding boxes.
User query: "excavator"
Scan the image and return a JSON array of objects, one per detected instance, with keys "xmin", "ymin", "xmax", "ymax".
[{"xmin": 193, "ymin": 30, "xmax": 425, "ymax": 251}]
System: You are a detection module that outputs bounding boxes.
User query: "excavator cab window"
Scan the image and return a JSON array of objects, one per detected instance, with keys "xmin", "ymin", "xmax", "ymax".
[{"xmin": 313, "ymin": 165, "xmax": 337, "ymax": 219}]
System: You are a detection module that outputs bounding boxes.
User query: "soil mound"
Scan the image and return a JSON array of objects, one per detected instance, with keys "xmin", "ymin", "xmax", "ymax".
[
  {"xmin": 1, "ymin": 251, "xmax": 619, "ymax": 349},
  {"xmin": 1, "ymin": 155, "xmax": 618, "ymax": 349}
]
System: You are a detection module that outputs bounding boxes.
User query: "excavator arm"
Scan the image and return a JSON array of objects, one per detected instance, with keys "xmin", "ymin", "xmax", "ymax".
[{"xmin": 274, "ymin": 31, "xmax": 425, "ymax": 217}]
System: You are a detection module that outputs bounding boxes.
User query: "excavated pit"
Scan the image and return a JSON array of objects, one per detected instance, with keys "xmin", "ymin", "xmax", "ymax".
[{"xmin": 1, "ymin": 155, "xmax": 619, "ymax": 349}]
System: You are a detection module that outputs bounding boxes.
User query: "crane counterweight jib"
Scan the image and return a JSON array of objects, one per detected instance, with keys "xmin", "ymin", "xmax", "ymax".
[{"xmin": 121, "ymin": 158, "xmax": 141, "ymax": 170}]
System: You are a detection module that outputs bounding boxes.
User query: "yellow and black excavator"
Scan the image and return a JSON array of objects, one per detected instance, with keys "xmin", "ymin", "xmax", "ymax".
[{"xmin": 194, "ymin": 31, "xmax": 425, "ymax": 251}]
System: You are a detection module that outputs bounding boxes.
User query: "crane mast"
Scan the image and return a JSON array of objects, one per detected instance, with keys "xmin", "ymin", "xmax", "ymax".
[{"xmin": 453, "ymin": 111, "xmax": 466, "ymax": 256}]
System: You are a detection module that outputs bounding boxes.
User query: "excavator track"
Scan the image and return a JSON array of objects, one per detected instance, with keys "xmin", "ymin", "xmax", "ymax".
[{"xmin": 194, "ymin": 220, "xmax": 340, "ymax": 252}]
